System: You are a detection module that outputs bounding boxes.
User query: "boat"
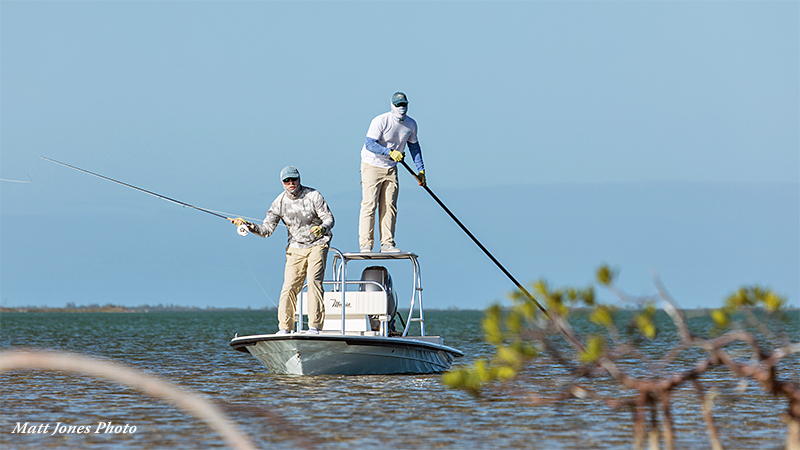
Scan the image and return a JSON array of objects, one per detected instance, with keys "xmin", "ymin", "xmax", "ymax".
[{"xmin": 230, "ymin": 248, "xmax": 464, "ymax": 375}]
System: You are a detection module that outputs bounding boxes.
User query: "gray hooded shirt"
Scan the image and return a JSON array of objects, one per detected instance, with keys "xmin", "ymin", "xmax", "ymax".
[{"xmin": 250, "ymin": 185, "xmax": 334, "ymax": 249}]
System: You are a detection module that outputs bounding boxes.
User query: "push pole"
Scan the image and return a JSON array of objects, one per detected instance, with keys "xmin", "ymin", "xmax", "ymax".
[
  {"xmin": 400, "ymin": 160, "xmax": 592, "ymax": 354},
  {"xmin": 398, "ymin": 159, "xmax": 549, "ymax": 318}
]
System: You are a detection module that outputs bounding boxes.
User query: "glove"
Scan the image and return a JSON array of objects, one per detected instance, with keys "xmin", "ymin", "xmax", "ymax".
[
  {"xmin": 389, "ymin": 150, "xmax": 404, "ymax": 162},
  {"xmin": 229, "ymin": 217, "xmax": 249, "ymax": 226},
  {"xmin": 417, "ymin": 170, "xmax": 426, "ymax": 187},
  {"xmin": 311, "ymin": 225, "xmax": 324, "ymax": 237}
]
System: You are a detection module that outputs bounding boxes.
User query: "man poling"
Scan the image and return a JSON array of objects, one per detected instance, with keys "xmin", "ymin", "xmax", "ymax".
[{"xmin": 358, "ymin": 91, "xmax": 426, "ymax": 254}]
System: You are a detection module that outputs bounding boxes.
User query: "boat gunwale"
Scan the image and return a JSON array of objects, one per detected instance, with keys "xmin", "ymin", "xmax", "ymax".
[{"xmin": 229, "ymin": 333, "xmax": 464, "ymax": 357}]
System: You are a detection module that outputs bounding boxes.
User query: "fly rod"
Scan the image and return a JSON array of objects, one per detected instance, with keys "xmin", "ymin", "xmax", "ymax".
[
  {"xmin": 399, "ymin": 159, "xmax": 550, "ymax": 318},
  {"xmin": 40, "ymin": 156, "xmax": 240, "ymax": 223}
]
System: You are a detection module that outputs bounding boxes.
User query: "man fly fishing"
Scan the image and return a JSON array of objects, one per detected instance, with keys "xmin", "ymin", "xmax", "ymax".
[{"xmin": 231, "ymin": 166, "xmax": 334, "ymax": 335}]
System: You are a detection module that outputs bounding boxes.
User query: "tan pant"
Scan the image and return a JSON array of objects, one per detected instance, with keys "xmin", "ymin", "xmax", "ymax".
[
  {"xmin": 359, "ymin": 161, "xmax": 399, "ymax": 249},
  {"xmin": 278, "ymin": 244, "xmax": 329, "ymax": 331}
]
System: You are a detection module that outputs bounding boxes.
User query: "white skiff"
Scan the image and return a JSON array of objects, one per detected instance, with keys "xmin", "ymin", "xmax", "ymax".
[{"xmin": 230, "ymin": 249, "xmax": 464, "ymax": 375}]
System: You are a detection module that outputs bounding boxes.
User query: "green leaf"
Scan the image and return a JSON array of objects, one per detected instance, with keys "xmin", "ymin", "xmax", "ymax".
[
  {"xmin": 505, "ymin": 310, "xmax": 523, "ymax": 334},
  {"xmin": 496, "ymin": 366, "xmax": 517, "ymax": 381},
  {"xmin": 635, "ymin": 313, "xmax": 656, "ymax": 339},
  {"xmin": 519, "ymin": 300, "xmax": 537, "ymax": 320},
  {"xmin": 567, "ymin": 288, "xmax": 578, "ymax": 301},
  {"xmin": 496, "ymin": 346, "xmax": 521, "ymax": 366},
  {"xmin": 711, "ymin": 308, "xmax": 729, "ymax": 327},
  {"xmin": 474, "ymin": 359, "xmax": 494, "ymax": 382},
  {"xmin": 442, "ymin": 369, "xmax": 467, "ymax": 388},
  {"xmin": 590, "ymin": 305, "xmax": 614, "ymax": 327},
  {"xmin": 596, "ymin": 265, "xmax": 615, "ymax": 285},
  {"xmin": 582, "ymin": 287, "xmax": 596, "ymax": 306},
  {"xmin": 762, "ymin": 291, "xmax": 785, "ymax": 312},
  {"xmin": 579, "ymin": 335, "xmax": 605, "ymax": 363},
  {"xmin": 482, "ymin": 305, "xmax": 504, "ymax": 344}
]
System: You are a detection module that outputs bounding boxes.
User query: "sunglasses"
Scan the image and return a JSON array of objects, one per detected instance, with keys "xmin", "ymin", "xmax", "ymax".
[
  {"xmin": 393, "ymin": 102, "xmax": 408, "ymax": 107},
  {"xmin": 282, "ymin": 177, "xmax": 299, "ymax": 183}
]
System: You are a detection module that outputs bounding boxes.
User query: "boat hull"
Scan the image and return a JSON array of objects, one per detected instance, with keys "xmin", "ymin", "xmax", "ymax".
[{"xmin": 230, "ymin": 334, "xmax": 463, "ymax": 376}]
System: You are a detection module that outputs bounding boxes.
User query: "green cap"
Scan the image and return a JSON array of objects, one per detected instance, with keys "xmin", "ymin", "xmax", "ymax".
[{"xmin": 391, "ymin": 92, "xmax": 408, "ymax": 106}]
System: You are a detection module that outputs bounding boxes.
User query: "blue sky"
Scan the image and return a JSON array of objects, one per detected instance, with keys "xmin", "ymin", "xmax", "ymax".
[{"xmin": 1, "ymin": 1, "xmax": 798, "ymax": 311}]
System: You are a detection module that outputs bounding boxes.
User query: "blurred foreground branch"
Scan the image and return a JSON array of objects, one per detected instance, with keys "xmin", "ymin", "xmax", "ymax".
[
  {"xmin": 0, "ymin": 350, "xmax": 259, "ymax": 450},
  {"xmin": 444, "ymin": 266, "xmax": 799, "ymax": 450}
]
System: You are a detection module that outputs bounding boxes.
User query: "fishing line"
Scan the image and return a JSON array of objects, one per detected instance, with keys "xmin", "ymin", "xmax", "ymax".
[
  {"xmin": 0, "ymin": 176, "xmax": 32, "ymax": 183},
  {"xmin": 247, "ymin": 263, "xmax": 278, "ymax": 308},
  {"xmin": 40, "ymin": 156, "xmax": 263, "ymax": 224},
  {"xmin": 0, "ymin": 157, "xmax": 41, "ymax": 183},
  {"xmin": 43, "ymin": 156, "xmax": 290, "ymax": 311}
]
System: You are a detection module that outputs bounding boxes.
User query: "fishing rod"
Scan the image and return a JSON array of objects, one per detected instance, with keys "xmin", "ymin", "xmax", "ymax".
[
  {"xmin": 40, "ymin": 157, "xmax": 252, "ymax": 233},
  {"xmin": 399, "ymin": 159, "xmax": 550, "ymax": 318}
]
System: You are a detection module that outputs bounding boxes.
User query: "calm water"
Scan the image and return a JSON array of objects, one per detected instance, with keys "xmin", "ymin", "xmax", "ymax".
[{"xmin": 1, "ymin": 310, "xmax": 797, "ymax": 449}]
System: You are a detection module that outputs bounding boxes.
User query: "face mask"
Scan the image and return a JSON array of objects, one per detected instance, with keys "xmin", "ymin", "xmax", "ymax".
[
  {"xmin": 391, "ymin": 104, "xmax": 407, "ymax": 122},
  {"xmin": 283, "ymin": 179, "xmax": 302, "ymax": 196}
]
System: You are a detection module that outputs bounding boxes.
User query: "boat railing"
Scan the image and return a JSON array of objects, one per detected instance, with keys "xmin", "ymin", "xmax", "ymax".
[
  {"xmin": 295, "ymin": 248, "xmax": 426, "ymax": 338},
  {"xmin": 332, "ymin": 248, "xmax": 425, "ymax": 338}
]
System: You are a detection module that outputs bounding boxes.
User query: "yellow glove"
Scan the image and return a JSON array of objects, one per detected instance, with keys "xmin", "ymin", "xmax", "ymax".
[
  {"xmin": 389, "ymin": 150, "xmax": 404, "ymax": 162},
  {"xmin": 311, "ymin": 225, "xmax": 324, "ymax": 237},
  {"xmin": 417, "ymin": 170, "xmax": 426, "ymax": 187},
  {"xmin": 229, "ymin": 217, "xmax": 249, "ymax": 226}
]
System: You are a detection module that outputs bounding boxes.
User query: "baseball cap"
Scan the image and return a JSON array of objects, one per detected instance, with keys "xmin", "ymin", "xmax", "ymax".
[
  {"xmin": 391, "ymin": 92, "xmax": 408, "ymax": 106},
  {"xmin": 280, "ymin": 165, "xmax": 300, "ymax": 180}
]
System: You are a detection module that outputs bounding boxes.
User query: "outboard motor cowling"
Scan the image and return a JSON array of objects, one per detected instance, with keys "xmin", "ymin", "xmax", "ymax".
[{"xmin": 360, "ymin": 266, "xmax": 397, "ymax": 332}]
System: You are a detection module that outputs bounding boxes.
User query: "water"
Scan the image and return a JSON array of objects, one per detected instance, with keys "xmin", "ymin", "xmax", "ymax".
[{"xmin": 1, "ymin": 310, "xmax": 797, "ymax": 449}]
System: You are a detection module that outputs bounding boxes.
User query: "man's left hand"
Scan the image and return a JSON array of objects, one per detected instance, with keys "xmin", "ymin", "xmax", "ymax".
[
  {"xmin": 417, "ymin": 170, "xmax": 426, "ymax": 187},
  {"xmin": 311, "ymin": 226, "xmax": 324, "ymax": 237}
]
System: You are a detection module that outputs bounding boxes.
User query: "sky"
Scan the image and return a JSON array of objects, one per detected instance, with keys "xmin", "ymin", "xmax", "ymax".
[{"xmin": 1, "ymin": 1, "xmax": 798, "ymax": 312}]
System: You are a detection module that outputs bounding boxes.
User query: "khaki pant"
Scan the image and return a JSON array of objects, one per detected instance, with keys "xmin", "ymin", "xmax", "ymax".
[
  {"xmin": 278, "ymin": 244, "xmax": 329, "ymax": 331},
  {"xmin": 359, "ymin": 161, "xmax": 399, "ymax": 249}
]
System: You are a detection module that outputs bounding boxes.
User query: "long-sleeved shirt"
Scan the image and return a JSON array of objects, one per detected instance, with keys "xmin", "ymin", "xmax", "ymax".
[
  {"xmin": 250, "ymin": 185, "xmax": 334, "ymax": 249},
  {"xmin": 360, "ymin": 111, "xmax": 424, "ymax": 171}
]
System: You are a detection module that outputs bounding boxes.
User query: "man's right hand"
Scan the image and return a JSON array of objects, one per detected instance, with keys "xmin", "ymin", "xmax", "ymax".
[
  {"xmin": 389, "ymin": 150, "xmax": 404, "ymax": 162},
  {"xmin": 229, "ymin": 217, "xmax": 248, "ymax": 226}
]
